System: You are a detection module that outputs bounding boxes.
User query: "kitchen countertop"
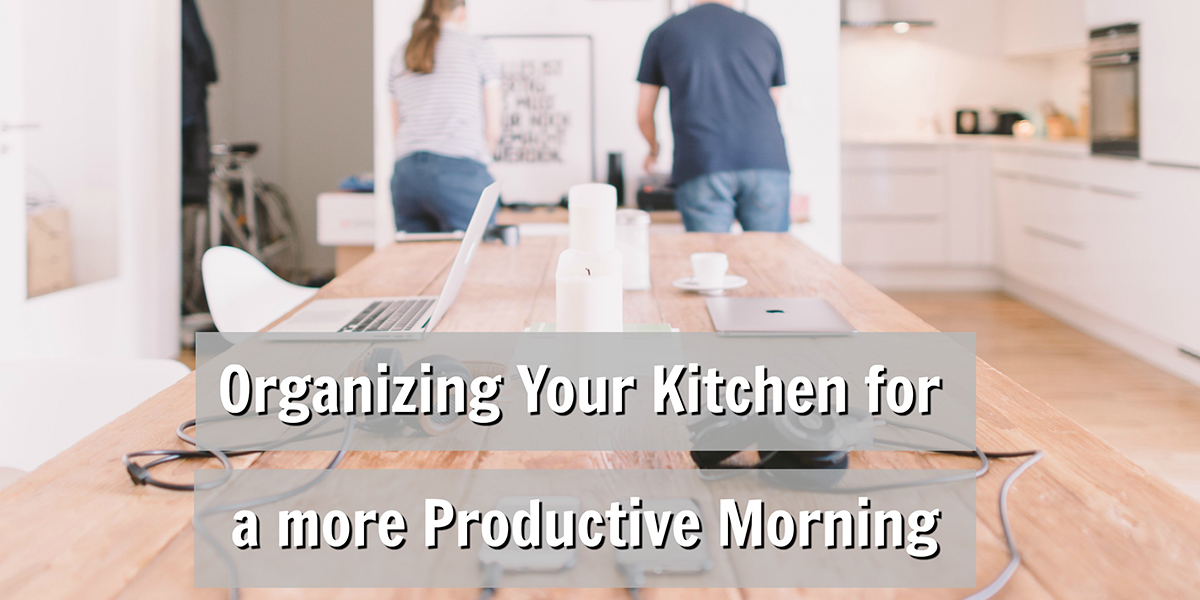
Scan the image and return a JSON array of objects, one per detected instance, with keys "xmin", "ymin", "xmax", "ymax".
[{"xmin": 843, "ymin": 133, "xmax": 1090, "ymax": 156}]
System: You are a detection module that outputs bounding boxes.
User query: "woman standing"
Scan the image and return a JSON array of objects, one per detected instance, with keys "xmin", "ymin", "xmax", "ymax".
[{"xmin": 390, "ymin": 0, "xmax": 502, "ymax": 232}]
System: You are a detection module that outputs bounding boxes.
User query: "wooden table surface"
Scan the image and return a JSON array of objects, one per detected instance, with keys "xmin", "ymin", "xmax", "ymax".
[
  {"xmin": 2, "ymin": 233, "xmax": 1198, "ymax": 600},
  {"xmin": 496, "ymin": 206, "xmax": 685, "ymax": 225}
]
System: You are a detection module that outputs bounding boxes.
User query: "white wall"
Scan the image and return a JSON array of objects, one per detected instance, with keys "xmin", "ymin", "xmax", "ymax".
[
  {"xmin": 0, "ymin": 0, "xmax": 180, "ymax": 361},
  {"xmin": 198, "ymin": 0, "xmax": 375, "ymax": 276},
  {"xmin": 23, "ymin": 0, "xmax": 121, "ymax": 288},
  {"xmin": 755, "ymin": 0, "xmax": 843, "ymax": 262},
  {"xmin": 840, "ymin": 0, "xmax": 1085, "ymax": 138},
  {"xmin": 373, "ymin": 0, "xmax": 843, "ymax": 261}
]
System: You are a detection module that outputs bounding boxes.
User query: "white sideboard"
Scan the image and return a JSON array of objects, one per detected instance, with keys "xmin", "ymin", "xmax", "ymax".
[{"xmin": 843, "ymin": 137, "xmax": 1200, "ymax": 385}]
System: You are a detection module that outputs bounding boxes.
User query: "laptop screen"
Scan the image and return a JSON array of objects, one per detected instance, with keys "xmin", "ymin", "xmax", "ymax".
[{"xmin": 424, "ymin": 182, "xmax": 502, "ymax": 331}]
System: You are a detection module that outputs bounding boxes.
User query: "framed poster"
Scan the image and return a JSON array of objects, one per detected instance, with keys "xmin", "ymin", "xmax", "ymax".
[{"xmin": 486, "ymin": 35, "xmax": 595, "ymax": 205}]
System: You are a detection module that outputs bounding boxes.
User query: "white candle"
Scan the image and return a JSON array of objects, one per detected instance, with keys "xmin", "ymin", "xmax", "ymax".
[
  {"xmin": 555, "ymin": 248, "xmax": 623, "ymax": 332},
  {"xmin": 568, "ymin": 183, "xmax": 617, "ymax": 252}
]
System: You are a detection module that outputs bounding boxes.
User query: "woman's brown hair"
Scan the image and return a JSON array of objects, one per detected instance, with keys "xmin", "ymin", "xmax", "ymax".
[{"xmin": 404, "ymin": 0, "xmax": 465, "ymax": 74}]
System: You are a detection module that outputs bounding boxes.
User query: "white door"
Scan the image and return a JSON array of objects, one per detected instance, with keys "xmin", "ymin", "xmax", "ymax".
[
  {"xmin": 0, "ymin": 0, "xmax": 181, "ymax": 360},
  {"xmin": 0, "ymin": 0, "xmax": 27, "ymax": 314}
]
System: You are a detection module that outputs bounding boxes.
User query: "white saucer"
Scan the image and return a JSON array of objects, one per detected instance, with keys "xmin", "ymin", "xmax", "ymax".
[{"xmin": 672, "ymin": 275, "xmax": 749, "ymax": 295}]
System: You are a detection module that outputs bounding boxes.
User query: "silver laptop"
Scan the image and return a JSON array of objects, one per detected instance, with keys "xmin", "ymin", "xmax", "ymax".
[
  {"xmin": 271, "ymin": 182, "xmax": 500, "ymax": 335},
  {"xmin": 705, "ymin": 297, "xmax": 856, "ymax": 335}
]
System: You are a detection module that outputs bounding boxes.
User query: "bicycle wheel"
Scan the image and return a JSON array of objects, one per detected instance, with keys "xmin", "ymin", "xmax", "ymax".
[
  {"xmin": 252, "ymin": 182, "xmax": 301, "ymax": 282},
  {"xmin": 181, "ymin": 203, "xmax": 210, "ymax": 314}
]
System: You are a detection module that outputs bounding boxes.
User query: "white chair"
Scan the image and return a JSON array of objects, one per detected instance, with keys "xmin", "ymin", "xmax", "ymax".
[
  {"xmin": 0, "ymin": 359, "xmax": 192, "ymax": 475},
  {"xmin": 201, "ymin": 246, "xmax": 317, "ymax": 333}
]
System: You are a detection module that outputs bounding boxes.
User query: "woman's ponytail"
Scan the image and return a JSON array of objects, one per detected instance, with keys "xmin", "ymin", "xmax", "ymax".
[{"xmin": 404, "ymin": 0, "xmax": 464, "ymax": 74}]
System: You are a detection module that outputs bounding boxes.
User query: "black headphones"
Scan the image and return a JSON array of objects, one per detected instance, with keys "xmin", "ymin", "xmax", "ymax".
[
  {"xmin": 688, "ymin": 409, "xmax": 875, "ymax": 487},
  {"xmin": 352, "ymin": 347, "xmax": 473, "ymax": 438}
]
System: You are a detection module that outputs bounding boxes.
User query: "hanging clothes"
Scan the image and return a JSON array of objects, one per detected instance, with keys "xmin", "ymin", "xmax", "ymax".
[{"xmin": 181, "ymin": 0, "xmax": 217, "ymax": 205}]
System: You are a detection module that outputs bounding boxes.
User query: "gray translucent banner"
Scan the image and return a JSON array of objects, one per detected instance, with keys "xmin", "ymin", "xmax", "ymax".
[
  {"xmin": 195, "ymin": 333, "xmax": 976, "ymax": 453},
  {"xmin": 194, "ymin": 468, "xmax": 975, "ymax": 588}
]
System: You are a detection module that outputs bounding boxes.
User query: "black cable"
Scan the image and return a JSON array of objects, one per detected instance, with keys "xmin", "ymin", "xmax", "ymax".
[
  {"xmin": 122, "ymin": 413, "xmax": 349, "ymax": 491},
  {"xmin": 127, "ymin": 413, "xmax": 1042, "ymax": 600}
]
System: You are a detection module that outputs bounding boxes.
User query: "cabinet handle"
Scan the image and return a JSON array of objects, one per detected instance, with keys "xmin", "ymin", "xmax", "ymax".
[
  {"xmin": 1024, "ymin": 174, "xmax": 1085, "ymax": 190},
  {"xmin": 0, "ymin": 122, "xmax": 39, "ymax": 133},
  {"xmin": 1087, "ymin": 185, "xmax": 1139, "ymax": 199},
  {"xmin": 1024, "ymin": 226, "xmax": 1085, "ymax": 250},
  {"xmin": 1148, "ymin": 161, "xmax": 1200, "ymax": 172}
]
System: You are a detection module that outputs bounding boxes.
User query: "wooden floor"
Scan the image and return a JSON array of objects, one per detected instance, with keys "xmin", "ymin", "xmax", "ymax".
[{"xmin": 891, "ymin": 291, "xmax": 1200, "ymax": 501}]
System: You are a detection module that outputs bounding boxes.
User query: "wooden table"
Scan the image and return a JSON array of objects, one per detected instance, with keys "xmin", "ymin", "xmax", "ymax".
[
  {"xmin": 2, "ymin": 233, "xmax": 1198, "ymax": 599},
  {"xmin": 496, "ymin": 206, "xmax": 685, "ymax": 225}
]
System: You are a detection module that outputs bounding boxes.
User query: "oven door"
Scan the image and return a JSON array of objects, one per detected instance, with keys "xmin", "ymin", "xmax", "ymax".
[{"xmin": 1090, "ymin": 52, "xmax": 1140, "ymax": 157}]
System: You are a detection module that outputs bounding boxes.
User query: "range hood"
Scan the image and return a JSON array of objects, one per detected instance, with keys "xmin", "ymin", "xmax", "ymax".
[{"xmin": 841, "ymin": 0, "xmax": 935, "ymax": 31}]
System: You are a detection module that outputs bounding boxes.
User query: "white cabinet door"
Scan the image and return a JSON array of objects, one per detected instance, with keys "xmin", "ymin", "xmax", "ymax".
[
  {"xmin": 1141, "ymin": 0, "xmax": 1200, "ymax": 169},
  {"xmin": 946, "ymin": 148, "xmax": 993, "ymax": 266},
  {"xmin": 842, "ymin": 220, "xmax": 947, "ymax": 267},
  {"xmin": 1085, "ymin": 0, "xmax": 1143, "ymax": 27},
  {"xmin": 994, "ymin": 174, "xmax": 1032, "ymax": 281},
  {"xmin": 842, "ymin": 171, "xmax": 946, "ymax": 218},
  {"xmin": 995, "ymin": 173, "xmax": 1089, "ymax": 298},
  {"xmin": 1002, "ymin": 0, "xmax": 1086, "ymax": 56},
  {"xmin": 1143, "ymin": 165, "xmax": 1200, "ymax": 351},
  {"xmin": 1077, "ymin": 186, "xmax": 1152, "ymax": 329}
]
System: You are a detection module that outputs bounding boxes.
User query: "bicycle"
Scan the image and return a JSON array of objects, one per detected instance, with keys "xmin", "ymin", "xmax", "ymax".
[{"xmin": 182, "ymin": 142, "xmax": 301, "ymax": 316}]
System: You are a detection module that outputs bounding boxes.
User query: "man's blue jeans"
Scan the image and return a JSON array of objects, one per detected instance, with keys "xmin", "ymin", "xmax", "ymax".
[
  {"xmin": 391, "ymin": 152, "xmax": 495, "ymax": 232},
  {"xmin": 673, "ymin": 169, "xmax": 791, "ymax": 232}
]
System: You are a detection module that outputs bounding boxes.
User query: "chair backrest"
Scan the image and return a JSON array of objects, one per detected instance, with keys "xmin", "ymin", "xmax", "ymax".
[
  {"xmin": 201, "ymin": 246, "xmax": 317, "ymax": 333},
  {"xmin": 0, "ymin": 359, "xmax": 192, "ymax": 472}
]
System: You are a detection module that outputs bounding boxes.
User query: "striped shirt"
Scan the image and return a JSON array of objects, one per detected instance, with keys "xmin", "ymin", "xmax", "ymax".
[{"xmin": 390, "ymin": 28, "xmax": 500, "ymax": 165}]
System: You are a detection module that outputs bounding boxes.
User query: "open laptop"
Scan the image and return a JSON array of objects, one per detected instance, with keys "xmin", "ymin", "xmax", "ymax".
[
  {"xmin": 705, "ymin": 297, "xmax": 856, "ymax": 335},
  {"xmin": 270, "ymin": 182, "xmax": 500, "ymax": 335}
]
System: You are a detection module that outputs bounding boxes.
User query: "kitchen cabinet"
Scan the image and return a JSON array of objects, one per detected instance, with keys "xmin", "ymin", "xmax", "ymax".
[
  {"xmin": 946, "ymin": 148, "xmax": 994, "ymax": 265},
  {"xmin": 1142, "ymin": 165, "xmax": 1200, "ymax": 353},
  {"xmin": 842, "ymin": 145, "xmax": 948, "ymax": 267},
  {"xmin": 842, "ymin": 221, "xmax": 946, "ymax": 266},
  {"xmin": 1141, "ymin": 0, "xmax": 1200, "ymax": 169},
  {"xmin": 842, "ymin": 144, "xmax": 991, "ymax": 268},
  {"xmin": 1084, "ymin": 0, "xmax": 1142, "ymax": 27},
  {"xmin": 993, "ymin": 173, "xmax": 1032, "ymax": 281},
  {"xmin": 845, "ymin": 139, "xmax": 1200, "ymax": 381},
  {"xmin": 993, "ymin": 169, "xmax": 1088, "ymax": 301},
  {"xmin": 1001, "ymin": 0, "xmax": 1086, "ymax": 56}
]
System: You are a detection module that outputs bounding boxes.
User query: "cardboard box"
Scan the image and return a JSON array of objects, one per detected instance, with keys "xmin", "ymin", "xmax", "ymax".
[{"xmin": 27, "ymin": 207, "xmax": 74, "ymax": 298}]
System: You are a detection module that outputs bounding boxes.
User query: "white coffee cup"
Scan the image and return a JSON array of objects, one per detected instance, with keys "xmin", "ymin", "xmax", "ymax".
[{"xmin": 690, "ymin": 252, "xmax": 729, "ymax": 289}]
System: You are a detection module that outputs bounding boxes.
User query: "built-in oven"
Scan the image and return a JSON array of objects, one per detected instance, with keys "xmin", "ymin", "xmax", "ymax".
[{"xmin": 1089, "ymin": 23, "xmax": 1140, "ymax": 158}]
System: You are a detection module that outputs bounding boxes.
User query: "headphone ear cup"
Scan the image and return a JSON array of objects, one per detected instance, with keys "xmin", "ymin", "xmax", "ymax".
[
  {"xmin": 688, "ymin": 413, "xmax": 755, "ymax": 469},
  {"xmin": 757, "ymin": 451, "xmax": 849, "ymax": 490},
  {"xmin": 401, "ymin": 354, "xmax": 472, "ymax": 436},
  {"xmin": 759, "ymin": 450, "xmax": 849, "ymax": 470},
  {"xmin": 362, "ymin": 347, "xmax": 404, "ymax": 375},
  {"xmin": 690, "ymin": 449, "xmax": 743, "ymax": 469}
]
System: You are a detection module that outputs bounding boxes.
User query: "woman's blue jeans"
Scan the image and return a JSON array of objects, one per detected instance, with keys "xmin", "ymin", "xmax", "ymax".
[{"xmin": 391, "ymin": 152, "xmax": 496, "ymax": 232}]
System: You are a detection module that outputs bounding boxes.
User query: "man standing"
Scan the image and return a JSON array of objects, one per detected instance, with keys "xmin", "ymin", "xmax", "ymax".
[{"xmin": 637, "ymin": 0, "xmax": 790, "ymax": 232}]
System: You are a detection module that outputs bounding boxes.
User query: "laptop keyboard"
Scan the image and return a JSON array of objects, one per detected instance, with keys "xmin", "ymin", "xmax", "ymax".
[{"xmin": 338, "ymin": 299, "xmax": 435, "ymax": 333}]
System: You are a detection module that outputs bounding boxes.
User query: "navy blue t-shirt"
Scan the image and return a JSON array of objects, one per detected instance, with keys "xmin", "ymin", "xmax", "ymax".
[{"xmin": 637, "ymin": 4, "xmax": 789, "ymax": 184}]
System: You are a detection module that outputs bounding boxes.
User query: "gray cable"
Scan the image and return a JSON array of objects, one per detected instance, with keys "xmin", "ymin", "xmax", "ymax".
[
  {"xmin": 193, "ymin": 413, "xmax": 358, "ymax": 600},
  {"xmin": 962, "ymin": 450, "xmax": 1045, "ymax": 600}
]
